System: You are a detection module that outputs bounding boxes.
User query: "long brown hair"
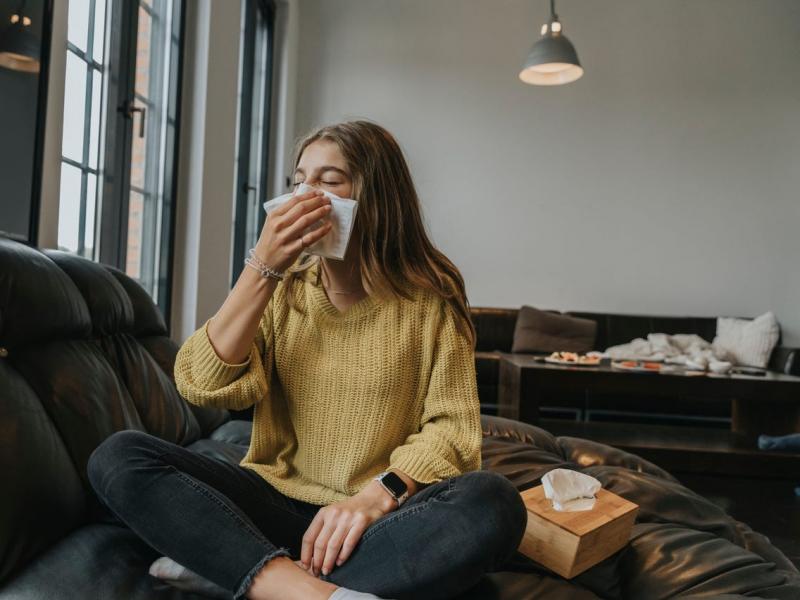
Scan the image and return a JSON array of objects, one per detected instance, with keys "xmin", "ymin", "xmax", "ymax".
[{"xmin": 283, "ymin": 120, "xmax": 476, "ymax": 347}]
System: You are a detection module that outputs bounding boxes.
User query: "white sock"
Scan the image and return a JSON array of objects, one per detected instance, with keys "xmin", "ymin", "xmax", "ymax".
[
  {"xmin": 148, "ymin": 556, "xmax": 231, "ymax": 599},
  {"xmin": 327, "ymin": 586, "xmax": 391, "ymax": 600}
]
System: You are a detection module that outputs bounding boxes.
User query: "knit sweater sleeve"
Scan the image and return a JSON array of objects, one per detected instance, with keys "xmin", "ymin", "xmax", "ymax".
[
  {"xmin": 388, "ymin": 299, "xmax": 483, "ymax": 484},
  {"xmin": 173, "ymin": 303, "xmax": 273, "ymax": 411}
]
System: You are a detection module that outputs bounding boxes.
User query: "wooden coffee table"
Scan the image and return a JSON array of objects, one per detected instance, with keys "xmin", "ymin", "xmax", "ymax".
[{"xmin": 497, "ymin": 353, "xmax": 800, "ymax": 476}]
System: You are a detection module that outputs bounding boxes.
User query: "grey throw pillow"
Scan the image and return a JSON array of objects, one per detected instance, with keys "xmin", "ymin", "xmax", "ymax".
[{"xmin": 512, "ymin": 306, "xmax": 597, "ymax": 354}]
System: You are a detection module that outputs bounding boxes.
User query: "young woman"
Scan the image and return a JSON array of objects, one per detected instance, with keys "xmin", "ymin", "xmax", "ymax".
[{"xmin": 87, "ymin": 120, "xmax": 528, "ymax": 600}]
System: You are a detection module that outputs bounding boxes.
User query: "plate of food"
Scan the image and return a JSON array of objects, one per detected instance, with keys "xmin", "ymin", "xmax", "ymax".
[
  {"xmin": 611, "ymin": 360, "xmax": 662, "ymax": 373},
  {"xmin": 544, "ymin": 351, "xmax": 602, "ymax": 366}
]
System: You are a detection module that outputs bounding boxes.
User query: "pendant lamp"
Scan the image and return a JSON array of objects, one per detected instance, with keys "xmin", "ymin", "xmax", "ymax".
[
  {"xmin": 0, "ymin": 0, "xmax": 40, "ymax": 74},
  {"xmin": 519, "ymin": 0, "xmax": 583, "ymax": 86}
]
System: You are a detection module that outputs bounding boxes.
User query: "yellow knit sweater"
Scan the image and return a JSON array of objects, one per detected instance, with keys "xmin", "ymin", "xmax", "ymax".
[{"xmin": 173, "ymin": 261, "xmax": 483, "ymax": 506}]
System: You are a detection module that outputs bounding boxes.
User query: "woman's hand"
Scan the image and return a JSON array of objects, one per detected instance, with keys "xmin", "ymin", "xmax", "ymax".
[
  {"xmin": 300, "ymin": 481, "xmax": 397, "ymax": 577},
  {"xmin": 254, "ymin": 188, "xmax": 333, "ymax": 273}
]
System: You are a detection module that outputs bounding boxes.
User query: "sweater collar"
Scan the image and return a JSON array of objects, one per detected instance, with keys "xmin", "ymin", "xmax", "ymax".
[{"xmin": 306, "ymin": 262, "xmax": 382, "ymax": 321}]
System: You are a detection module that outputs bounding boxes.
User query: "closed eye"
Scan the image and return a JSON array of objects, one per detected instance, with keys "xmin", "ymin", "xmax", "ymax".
[{"xmin": 293, "ymin": 181, "xmax": 341, "ymax": 186}]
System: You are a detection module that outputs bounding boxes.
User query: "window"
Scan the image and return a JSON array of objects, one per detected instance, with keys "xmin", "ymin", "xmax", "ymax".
[
  {"xmin": 59, "ymin": 0, "xmax": 107, "ymax": 258},
  {"xmin": 232, "ymin": 0, "xmax": 276, "ymax": 287},
  {"xmin": 124, "ymin": 0, "xmax": 184, "ymax": 312},
  {"xmin": 58, "ymin": 0, "xmax": 184, "ymax": 325}
]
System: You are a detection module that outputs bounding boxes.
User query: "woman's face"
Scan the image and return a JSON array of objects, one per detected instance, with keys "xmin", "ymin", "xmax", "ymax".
[{"xmin": 293, "ymin": 140, "xmax": 353, "ymax": 199}]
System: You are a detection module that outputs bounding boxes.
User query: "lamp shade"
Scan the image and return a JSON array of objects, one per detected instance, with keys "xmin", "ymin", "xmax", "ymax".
[
  {"xmin": 519, "ymin": 31, "xmax": 583, "ymax": 85},
  {"xmin": 0, "ymin": 19, "xmax": 41, "ymax": 73}
]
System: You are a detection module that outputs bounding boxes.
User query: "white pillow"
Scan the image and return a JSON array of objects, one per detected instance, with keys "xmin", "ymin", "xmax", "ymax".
[{"xmin": 712, "ymin": 311, "xmax": 780, "ymax": 369}]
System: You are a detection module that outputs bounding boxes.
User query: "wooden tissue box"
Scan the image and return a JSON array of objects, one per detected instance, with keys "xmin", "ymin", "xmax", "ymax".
[{"xmin": 517, "ymin": 485, "xmax": 639, "ymax": 579}]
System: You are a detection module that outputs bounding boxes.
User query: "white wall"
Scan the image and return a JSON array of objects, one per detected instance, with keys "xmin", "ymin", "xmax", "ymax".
[
  {"xmin": 37, "ymin": 0, "xmax": 68, "ymax": 248},
  {"xmin": 170, "ymin": 0, "xmax": 301, "ymax": 343},
  {"xmin": 171, "ymin": 0, "xmax": 248, "ymax": 343},
  {"xmin": 293, "ymin": 0, "xmax": 800, "ymax": 345}
]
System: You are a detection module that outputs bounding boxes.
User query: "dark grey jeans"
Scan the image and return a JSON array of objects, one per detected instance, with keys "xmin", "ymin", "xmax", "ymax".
[{"xmin": 86, "ymin": 429, "xmax": 528, "ymax": 600}]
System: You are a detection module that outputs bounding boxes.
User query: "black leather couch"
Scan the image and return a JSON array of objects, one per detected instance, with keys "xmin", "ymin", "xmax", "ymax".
[
  {"xmin": 2, "ymin": 236, "xmax": 799, "ymax": 599},
  {"xmin": 471, "ymin": 307, "xmax": 800, "ymax": 421}
]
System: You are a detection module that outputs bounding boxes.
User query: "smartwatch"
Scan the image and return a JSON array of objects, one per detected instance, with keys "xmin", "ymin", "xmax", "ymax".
[{"xmin": 373, "ymin": 470, "xmax": 409, "ymax": 507}]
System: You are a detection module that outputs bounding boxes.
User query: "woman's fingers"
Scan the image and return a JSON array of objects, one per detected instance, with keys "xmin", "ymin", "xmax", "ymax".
[
  {"xmin": 255, "ymin": 188, "xmax": 337, "ymax": 271},
  {"xmin": 300, "ymin": 514, "xmax": 325, "ymax": 570},
  {"xmin": 276, "ymin": 193, "xmax": 330, "ymax": 230},
  {"xmin": 336, "ymin": 518, "xmax": 368, "ymax": 566},
  {"xmin": 321, "ymin": 520, "xmax": 351, "ymax": 575},
  {"xmin": 312, "ymin": 516, "xmax": 340, "ymax": 575},
  {"xmin": 292, "ymin": 220, "xmax": 332, "ymax": 254},
  {"xmin": 271, "ymin": 189, "xmax": 322, "ymax": 217},
  {"xmin": 281, "ymin": 202, "xmax": 332, "ymax": 241}
]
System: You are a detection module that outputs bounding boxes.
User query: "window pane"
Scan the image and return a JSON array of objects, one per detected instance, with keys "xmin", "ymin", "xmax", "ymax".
[
  {"xmin": 130, "ymin": 115, "xmax": 146, "ymax": 190},
  {"xmin": 125, "ymin": 0, "xmax": 179, "ymax": 303},
  {"xmin": 67, "ymin": 0, "xmax": 90, "ymax": 53},
  {"xmin": 62, "ymin": 51, "xmax": 87, "ymax": 162},
  {"xmin": 93, "ymin": 0, "xmax": 107, "ymax": 63},
  {"xmin": 58, "ymin": 163, "xmax": 83, "ymax": 253},
  {"xmin": 60, "ymin": 0, "xmax": 108, "ymax": 259},
  {"xmin": 88, "ymin": 70, "xmax": 102, "ymax": 169},
  {"xmin": 135, "ymin": 6, "xmax": 151, "ymax": 99},
  {"xmin": 85, "ymin": 173, "xmax": 97, "ymax": 258},
  {"xmin": 126, "ymin": 190, "xmax": 144, "ymax": 279}
]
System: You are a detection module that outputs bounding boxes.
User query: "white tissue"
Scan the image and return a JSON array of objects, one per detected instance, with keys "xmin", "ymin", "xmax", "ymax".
[
  {"xmin": 262, "ymin": 183, "xmax": 358, "ymax": 260},
  {"xmin": 542, "ymin": 469, "xmax": 602, "ymax": 512},
  {"xmin": 709, "ymin": 360, "xmax": 733, "ymax": 374}
]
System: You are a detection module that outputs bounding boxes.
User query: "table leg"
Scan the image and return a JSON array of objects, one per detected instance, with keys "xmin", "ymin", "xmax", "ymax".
[
  {"xmin": 519, "ymin": 368, "xmax": 541, "ymax": 426},
  {"xmin": 498, "ymin": 358, "xmax": 520, "ymax": 421}
]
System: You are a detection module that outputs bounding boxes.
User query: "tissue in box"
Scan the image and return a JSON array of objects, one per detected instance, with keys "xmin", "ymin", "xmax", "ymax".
[{"xmin": 517, "ymin": 485, "xmax": 638, "ymax": 579}]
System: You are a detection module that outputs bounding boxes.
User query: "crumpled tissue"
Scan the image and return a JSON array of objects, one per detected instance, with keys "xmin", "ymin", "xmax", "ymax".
[
  {"xmin": 542, "ymin": 468, "xmax": 602, "ymax": 512},
  {"xmin": 263, "ymin": 182, "xmax": 358, "ymax": 260}
]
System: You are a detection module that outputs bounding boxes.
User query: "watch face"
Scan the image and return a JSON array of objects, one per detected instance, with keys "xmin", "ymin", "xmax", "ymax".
[{"xmin": 382, "ymin": 471, "xmax": 407, "ymax": 496}]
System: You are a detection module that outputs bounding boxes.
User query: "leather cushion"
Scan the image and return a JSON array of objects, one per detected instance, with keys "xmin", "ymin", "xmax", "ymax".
[
  {"xmin": 9, "ymin": 339, "xmax": 146, "ymax": 489},
  {"xmin": 2, "ymin": 415, "xmax": 799, "ymax": 599},
  {"xmin": 98, "ymin": 334, "xmax": 202, "ymax": 445},
  {"xmin": 137, "ymin": 335, "xmax": 229, "ymax": 438},
  {"xmin": 512, "ymin": 306, "xmax": 597, "ymax": 354},
  {"xmin": 42, "ymin": 250, "xmax": 135, "ymax": 337},
  {"xmin": 0, "ymin": 237, "xmax": 91, "ymax": 349},
  {"xmin": 0, "ymin": 360, "xmax": 86, "ymax": 584}
]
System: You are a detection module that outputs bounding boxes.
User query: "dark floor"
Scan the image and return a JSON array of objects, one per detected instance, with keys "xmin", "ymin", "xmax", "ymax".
[{"xmin": 676, "ymin": 473, "xmax": 800, "ymax": 569}]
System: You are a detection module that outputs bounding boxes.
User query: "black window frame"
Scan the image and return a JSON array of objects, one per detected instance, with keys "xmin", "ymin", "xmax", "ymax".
[
  {"xmin": 97, "ymin": 0, "xmax": 186, "ymax": 330},
  {"xmin": 231, "ymin": 0, "xmax": 276, "ymax": 287},
  {"xmin": 59, "ymin": 0, "xmax": 105, "ymax": 257}
]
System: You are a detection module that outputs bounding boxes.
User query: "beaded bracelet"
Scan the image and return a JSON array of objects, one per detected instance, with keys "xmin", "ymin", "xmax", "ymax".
[{"xmin": 244, "ymin": 248, "xmax": 285, "ymax": 281}]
